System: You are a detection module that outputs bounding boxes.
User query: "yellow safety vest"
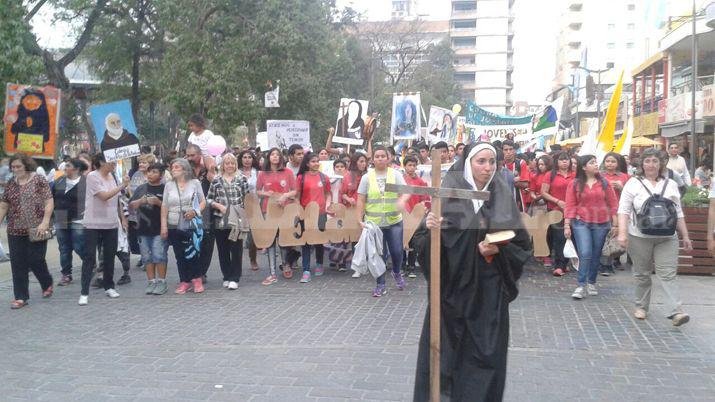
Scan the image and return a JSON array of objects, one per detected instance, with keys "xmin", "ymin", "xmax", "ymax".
[{"xmin": 365, "ymin": 168, "xmax": 402, "ymax": 226}]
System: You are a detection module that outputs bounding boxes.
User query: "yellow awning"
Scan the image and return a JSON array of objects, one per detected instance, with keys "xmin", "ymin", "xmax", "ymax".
[
  {"xmin": 559, "ymin": 136, "xmax": 588, "ymax": 146},
  {"xmin": 631, "ymin": 52, "xmax": 665, "ymax": 77},
  {"xmin": 630, "ymin": 136, "xmax": 662, "ymax": 147}
]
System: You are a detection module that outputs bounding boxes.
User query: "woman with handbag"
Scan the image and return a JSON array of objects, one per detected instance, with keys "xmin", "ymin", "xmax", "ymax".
[
  {"xmin": 0, "ymin": 154, "xmax": 54, "ymax": 309},
  {"xmin": 617, "ymin": 148, "xmax": 692, "ymax": 326},
  {"xmin": 161, "ymin": 158, "xmax": 206, "ymax": 294},
  {"xmin": 207, "ymin": 153, "xmax": 249, "ymax": 290},
  {"xmin": 564, "ymin": 155, "xmax": 618, "ymax": 300}
]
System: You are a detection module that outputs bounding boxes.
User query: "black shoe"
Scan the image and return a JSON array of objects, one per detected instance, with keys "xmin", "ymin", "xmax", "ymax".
[
  {"xmin": 117, "ymin": 275, "xmax": 131, "ymax": 285},
  {"xmin": 135, "ymin": 260, "xmax": 142, "ymax": 268},
  {"xmin": 201, "ymin": 275, "xmax": 207, "ymax": 284},
  {"xmin": 92, "ymin": 277, "xmax": 103, "ymax": 288}
]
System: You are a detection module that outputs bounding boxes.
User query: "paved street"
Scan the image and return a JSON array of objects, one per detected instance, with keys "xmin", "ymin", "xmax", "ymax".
[{"xmin": 0, "ymin": 236, "xmax": 714, "ymax": 402}]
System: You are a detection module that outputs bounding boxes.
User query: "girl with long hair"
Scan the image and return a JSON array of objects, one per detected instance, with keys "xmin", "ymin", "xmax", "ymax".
[
  {"xmin": 295, "ymin": 152, "xmax": 331, "ymax": 283},
  {"xmin": 564, "ymin": 155, "xmax": 618, "ymax": 299},
  {"xmin": 255, "ymin": 148, "xmax": 296, "ymax": 285},
  {"xmin": 540, "ymin": 151, "xmax": 574, "ymax": 276}
]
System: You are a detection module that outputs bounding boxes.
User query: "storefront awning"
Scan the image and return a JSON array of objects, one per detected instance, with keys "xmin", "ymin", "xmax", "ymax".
[{"xmin": 660, "ymin": 121, "xmax": 706, "ymax": 138}]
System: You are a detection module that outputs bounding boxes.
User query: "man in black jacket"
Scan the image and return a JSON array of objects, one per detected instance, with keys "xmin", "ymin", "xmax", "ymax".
[{"xmin": 52, "ymin": 159, "xmax": 88, "ymax": 286}]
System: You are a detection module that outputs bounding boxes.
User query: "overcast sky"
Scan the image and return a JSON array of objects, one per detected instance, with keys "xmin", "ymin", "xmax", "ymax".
[{"xmin": 33, "ymin": 0, "xmax": 557, "ymax": 105}]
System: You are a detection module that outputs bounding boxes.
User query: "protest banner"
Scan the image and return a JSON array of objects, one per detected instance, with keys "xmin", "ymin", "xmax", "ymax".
[
  {"xmin": 334, "ymin": 98, "xmax": 369, "ymax": 146},
  {"xmin": 89, "ymin": 100, "xmax": 140, "ymax": 162},
  {"xmin": 464, "ymin": 101, "xmax": 533, "ymax": 143},
  {"xmin": 3, "ymin": 83, "xmax": 61, "ymax": 159},
  {"xmin": 390, "ymin": 93, "xmax": 421, "ymax": 143},
  {"xmin": 267, "ymin": 120, "xmax": 311, "ymax": 150}
]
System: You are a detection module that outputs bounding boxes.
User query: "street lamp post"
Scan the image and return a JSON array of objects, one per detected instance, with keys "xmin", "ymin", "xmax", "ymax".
[{"xmin": 691, "ymin": 0, "xmax": 699, "ymax": 173}]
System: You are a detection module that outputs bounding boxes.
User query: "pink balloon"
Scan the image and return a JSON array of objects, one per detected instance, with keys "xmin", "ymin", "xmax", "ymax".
[{"xmin": 206, "ymin": 135, "xmax": 226, "ymax": 156}]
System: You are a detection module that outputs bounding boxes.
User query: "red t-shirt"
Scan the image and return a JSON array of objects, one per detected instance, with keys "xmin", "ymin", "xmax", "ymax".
[
  {"xmin": 602, "ymin": 171, "xmax": 630, "ymax": 199},
  {"xmin": 403, "ymin": 174, "xmax": 430, "ymax": 213},
  {"xmin": 564, "ymin": 179, "xmax": 619, "ymax": 224},
  {"xmin": 297, "ymin": 172, "xmax": 331, "ymax": 213},
  {"xmin": 544, "ymin": 171, "xmax": 574, "ymax": 211},
  {"xmin": 505, "ymin": 159, "xmax": 531, "ymax": 207},
  {"xmin": 529, "ymin": 171, "xmax": 546, "ymax": 197},
  {"xmin": 339, "ymin": 171, "xmax": 361, "ymax": 206},
  {"xmin": 255, "ymin": 170, "xmax": 296, "ymax": 212}
]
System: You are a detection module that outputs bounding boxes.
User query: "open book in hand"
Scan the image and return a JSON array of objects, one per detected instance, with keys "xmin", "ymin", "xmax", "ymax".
[
  {"xmin": 483, "ymin": 230, "xmax": 516, "ymax": 245},
  {"xmin": 482, "ymin": 230, "xmax": 516, "ymax": 263}
]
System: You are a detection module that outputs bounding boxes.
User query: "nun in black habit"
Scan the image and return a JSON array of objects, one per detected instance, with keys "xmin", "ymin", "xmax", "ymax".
[{"xmin": 413, "ymin": 142, "xmax": 532, "ymax": 402}]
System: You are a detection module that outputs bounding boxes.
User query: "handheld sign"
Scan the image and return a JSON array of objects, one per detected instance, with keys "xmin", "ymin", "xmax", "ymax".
[{"xmin": 386, "ymin": 150, "xmax": 489, "ymax": 402}]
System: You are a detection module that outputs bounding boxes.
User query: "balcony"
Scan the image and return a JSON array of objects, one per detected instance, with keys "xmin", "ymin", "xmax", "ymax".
[
  {"xmin": 569, "ymin": 1, "xmax": 583, "ymax": 11},
  {"xmin": 454, "ymin": 64, "xmax": 479, "ymax": 73},
  {"xmin": 566, "ymin": 49, "xmax": 581, "ymax": 65},
  {"xmin": 451, "ymin": 8, "xmax": 478, "ymax": 20},
  {"xmin": 451, "ymin": 28, "xmax": 479, "ymax": 37},
  {"xmin": 566, "ymin": 30, "xmax": 583, "ymax": 46},
  {"xmin": 454, "ymin": 47, "xmax": 478, "ymax": 56}
]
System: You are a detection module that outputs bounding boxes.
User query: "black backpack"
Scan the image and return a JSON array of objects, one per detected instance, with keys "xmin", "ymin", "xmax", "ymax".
[{"xmin": 634, "ymin": 178, "xmax": 678, "ymax": 236}]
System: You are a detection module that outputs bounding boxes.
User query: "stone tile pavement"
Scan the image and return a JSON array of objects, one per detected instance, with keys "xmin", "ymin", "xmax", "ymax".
[{"xmin": 0, "ymin": 236, "xmax": 713, "ymax": 401}]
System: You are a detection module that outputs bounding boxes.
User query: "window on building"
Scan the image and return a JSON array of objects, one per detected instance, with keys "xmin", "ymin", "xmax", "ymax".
[
  {"xmin": 608, "ymin": 23, "xmax": 616, "ymax": 30},
  {"xmin": 453, "ymin": 2, "xmax": 477, "ymax": 12},
  {"xmin": 626, "ymin": 42, "xmax": 634, "ymax": 49},
  {"xmin": 454, "ymin": 72, "xmax": 475, "ymax": 82},
  {"xmin": 627, "ymin": 23, "xmax": 635, "ymax": 30},
  {"xmin": 606, "ymin": 62, "xmax": 615, "ymax": 69},
  {"xmin": 452, "ymin": 37, "xmax": 476, "ymax": 48},
  {"xmin": 607, "ymin": 43, "xmax": 615, "ymax": 49},
  {"xmin": 627, "ymin": 4, "xmax": 635, "ymax": 11},
  {"xmin": 453, "ymin": 20, "xmax": 477, "ymax": 29}
]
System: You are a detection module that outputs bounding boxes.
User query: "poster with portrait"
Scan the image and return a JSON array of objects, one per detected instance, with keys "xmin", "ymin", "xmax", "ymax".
[
  {"xmin": 3, "ymin": 83, "xmax": 61, "ymax": 159},
  {"xmin": 390, "ymin": 93, "xmax": 421, "ymax": 143},
  {"xmin": 333, "ymin": 98, "xmax": 369, "ymax": 146},
  {"xmin": 89, "ymin": 100, "xmax": 140, "ymax": 162},
  {"xmin": 427, "ymin": 106, "xmax": 456, "ymax": 145}
]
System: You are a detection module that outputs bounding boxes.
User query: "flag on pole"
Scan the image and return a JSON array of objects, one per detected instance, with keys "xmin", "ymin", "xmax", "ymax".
[
  {"xmin": 615, "ymin": 116, "xmax": 633, "ymax": 156},
  {"xmin": 594, "ymin": 70, "xmax": 624, "ymax": 162},
  {"xmin": 533, "ymin": 105, "xmax": 558, "ymax": 132}
]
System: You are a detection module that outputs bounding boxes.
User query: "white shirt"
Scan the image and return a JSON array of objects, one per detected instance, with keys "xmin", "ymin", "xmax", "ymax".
[
  {"xmin": 617, "ymin": 176, "xmax": 684, "ymax": 238},
  {"xmin": 187, "ymin": 129, "xmax": 215, "ymax": 156},
  {"xmin": 666, "ymin": 155, "xmax": 692, "ymax": 186}
]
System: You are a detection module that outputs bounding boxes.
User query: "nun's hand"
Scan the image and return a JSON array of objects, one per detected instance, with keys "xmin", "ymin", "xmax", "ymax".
[
  {"xmin": 478, "ymin": 241, "xmax": 499, "ymax": 257},
  {"xmin": 425, "ymin": 212, "xmax": 443, "ymax": 229}
]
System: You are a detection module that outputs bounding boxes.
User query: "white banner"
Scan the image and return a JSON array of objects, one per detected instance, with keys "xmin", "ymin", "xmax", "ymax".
[
  {"xmin": 267, "ymin": 120, "xmax": 311, "ymax": 150},
  {"xmin": 467, "ymin": 123, "xmax": 533, "ymax": 143}
]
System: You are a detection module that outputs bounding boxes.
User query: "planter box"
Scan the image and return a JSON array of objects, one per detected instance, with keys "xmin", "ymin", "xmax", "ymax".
[{"xmin": 679, "ymin": 207, "xmax": 714, "ymax": 275}]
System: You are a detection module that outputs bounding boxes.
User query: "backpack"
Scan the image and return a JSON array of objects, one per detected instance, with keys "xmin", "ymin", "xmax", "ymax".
[{"xmin": 634, "ymin": 178, "xmax": 678, "ymax": 236}]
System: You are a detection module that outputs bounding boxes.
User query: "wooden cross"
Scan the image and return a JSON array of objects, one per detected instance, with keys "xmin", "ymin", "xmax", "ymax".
[{"xmin": 386, "ymin": 150, "xmax": 489, "ymax": 402}]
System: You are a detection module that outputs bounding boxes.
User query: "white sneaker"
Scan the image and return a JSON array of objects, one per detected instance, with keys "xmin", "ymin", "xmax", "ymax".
[
  {"xmin": 587, "ymin": 284, "xmax": 598, "ymax": 296},
  {"xmin": 571, "ymin": 286, "xmax": 585, "ymax": 299},
  {"xmin": 228, "ymin": 281, "xmax": 238, "ymax": 290},
  {"xmin": 105, "ymin": 288, "xmax": 120, "ymax": 298},
  {"xmin": 222, "ymin": 281, "xmax": 229, "ymax": 288},
  {"xmin": 351, "ymin": 271, "xmax": 361, "ymax": 278},
  {"xmin": 78, "ymin": 295, "xmax": 88, "ymax": 306}
]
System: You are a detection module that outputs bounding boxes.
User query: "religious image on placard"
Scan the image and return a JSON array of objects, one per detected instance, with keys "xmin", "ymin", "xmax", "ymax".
[
  {"xmin": 3, "ymin": 83, "xmax": 61, "ymax": 159},
  {"xmin": 427, "ymin": 106, "xmax": 456, "ymax": 144},
  {"xmin": 89, "ymin": 100, "xmax": 140, "ymax": 162},
  {"xmin": 266, "ymin": 120, "xmax": 311, "ymax": 150},
  {"xmin": 390, "ymin": 93, "xmax": 421, "ymax": 142},
  {"xmin": 333, "ymin": 98, "xmax": 369, "ymax": 146}
]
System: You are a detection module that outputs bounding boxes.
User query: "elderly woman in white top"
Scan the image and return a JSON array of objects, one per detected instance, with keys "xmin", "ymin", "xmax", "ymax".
[
  {"xmin": 161, "ymin": 158, "xmax": 206, "ymax": 294},
  {"xmin": 617, "ymin": 148, "xmax": 692, "ymax": 326}
]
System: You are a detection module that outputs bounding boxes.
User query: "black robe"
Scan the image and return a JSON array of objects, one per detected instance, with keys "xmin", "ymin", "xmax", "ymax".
[
  {"xmin": 101, "ymin": 129, "xmax": 139, "ymax": 152},
  {"xmin": 413, "ymin": 147, "xmax": 532, "ymax": 402}
]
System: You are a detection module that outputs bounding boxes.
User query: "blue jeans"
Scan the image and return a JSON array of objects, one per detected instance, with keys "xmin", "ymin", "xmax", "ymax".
[
  {"xmin": 571, "ymin": 220, "xmax": 611, "ymax": 286},
  {"xmin": 55, "ymin": 223, "xmax": 85, "ymax": 276},
  {"xmin": 377, "ymin": 221, "xmax": 404, "ymax": 285}
]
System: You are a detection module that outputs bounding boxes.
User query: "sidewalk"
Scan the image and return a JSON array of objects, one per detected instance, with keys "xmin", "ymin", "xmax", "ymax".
[{"xmin": 0, "ymin": 235, "xmax": 713, "ymax": 401}]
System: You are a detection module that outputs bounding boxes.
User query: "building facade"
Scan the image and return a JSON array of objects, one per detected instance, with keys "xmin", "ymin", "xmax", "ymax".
[{"xmin": 450, "ymin": 0, "xmax": 515, "ymax": 114}]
